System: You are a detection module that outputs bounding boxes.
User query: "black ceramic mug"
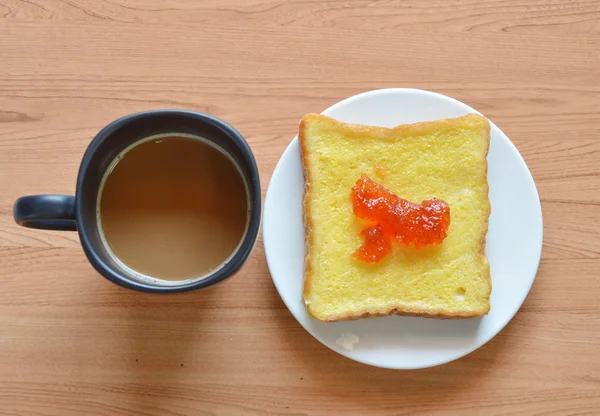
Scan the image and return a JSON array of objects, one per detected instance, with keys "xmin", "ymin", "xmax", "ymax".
[{"xmin": 13, "ymin": 110, "xmax": 261, "ymax": 293}]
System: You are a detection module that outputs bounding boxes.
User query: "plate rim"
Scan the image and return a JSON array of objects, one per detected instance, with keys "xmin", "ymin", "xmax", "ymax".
[{"xmin": 263, "ymin": 88, "xmax": 543, "ymax": 369}]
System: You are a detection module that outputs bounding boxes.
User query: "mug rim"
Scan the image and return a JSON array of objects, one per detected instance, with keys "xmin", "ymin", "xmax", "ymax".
[{"xmin": 76, "ymin": 109, "xmax": 262, "ymax": 293}]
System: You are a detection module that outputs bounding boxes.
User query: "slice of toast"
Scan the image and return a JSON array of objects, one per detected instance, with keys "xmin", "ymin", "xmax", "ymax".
[{"xmin": 300, "ymin": 113, "xmax": 491, "ymax": 322}]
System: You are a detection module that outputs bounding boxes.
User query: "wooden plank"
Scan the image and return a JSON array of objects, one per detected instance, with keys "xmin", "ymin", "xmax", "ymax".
[{"xmin": 0, "ymin": 1, "xmax": 599, "ymax": 414}]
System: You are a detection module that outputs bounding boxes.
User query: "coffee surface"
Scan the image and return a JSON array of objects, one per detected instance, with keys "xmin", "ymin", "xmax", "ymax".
[{"xmin": 99, "ymin": 136, "xmax": 248, "ymax": 281}]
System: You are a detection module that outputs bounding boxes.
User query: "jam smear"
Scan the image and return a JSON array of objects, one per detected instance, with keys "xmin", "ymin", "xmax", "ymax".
[
  {"xmin": 353, "ymin": 224, "xmax": 392, "ymax": 263},
  {"xmin": 351, "ymin": 174, "xmax": 450, "ymax": 261}
]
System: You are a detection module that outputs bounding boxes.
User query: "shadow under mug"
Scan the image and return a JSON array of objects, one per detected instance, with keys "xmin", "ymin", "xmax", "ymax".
[{"xmin": 13, "ymin": 110, "xmax": 262, "ymax": 293}]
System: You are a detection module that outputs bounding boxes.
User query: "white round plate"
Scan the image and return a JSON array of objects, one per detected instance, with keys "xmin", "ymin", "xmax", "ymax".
[{"xmin": 263, "ymin": 89, "xmax": 543, "ymax": 369}]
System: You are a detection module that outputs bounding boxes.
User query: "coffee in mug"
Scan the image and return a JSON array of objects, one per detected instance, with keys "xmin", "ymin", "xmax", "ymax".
[
  {"xmin": 13, "ymin": 110, "xmax": 261, "ymax": 293},
  {"xmin": 99, "ymin": 134, "xmax": 249, "ymax": 282}
]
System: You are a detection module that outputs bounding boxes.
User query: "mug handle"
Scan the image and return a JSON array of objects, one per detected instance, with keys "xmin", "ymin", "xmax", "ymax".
[{"xmin": 14, "ymin": 195, "xmax": 77, "ymax": 231}]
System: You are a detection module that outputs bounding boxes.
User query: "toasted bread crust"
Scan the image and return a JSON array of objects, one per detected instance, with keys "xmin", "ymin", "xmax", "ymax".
[
  {"xmin": 299, "ymin": 113, "xmax": 492, "ymax": 322},
  {"xmin": 312, "ymin": 306, "xmax": 488, "ymax": 322},
  {"xmin": 299, "ymin": 116, "xmax": 315, "ymax": 302}
]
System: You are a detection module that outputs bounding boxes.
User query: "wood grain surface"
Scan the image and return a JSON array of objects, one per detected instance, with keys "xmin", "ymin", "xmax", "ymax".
[{"xmin": 1, "ymin": 1, "xmax": 599, "ymax": 415}]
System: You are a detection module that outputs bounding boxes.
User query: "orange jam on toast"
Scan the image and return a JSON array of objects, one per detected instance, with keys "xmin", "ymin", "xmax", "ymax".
[{"xmin": 351, "ymin": 174, "xmax": 451, "ymax": 262}]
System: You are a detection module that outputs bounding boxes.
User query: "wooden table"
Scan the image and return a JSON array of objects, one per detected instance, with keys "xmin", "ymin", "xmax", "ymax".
[{"xmin": 1, "ymin": 1, "xmax": 599, "ymax": 414}]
